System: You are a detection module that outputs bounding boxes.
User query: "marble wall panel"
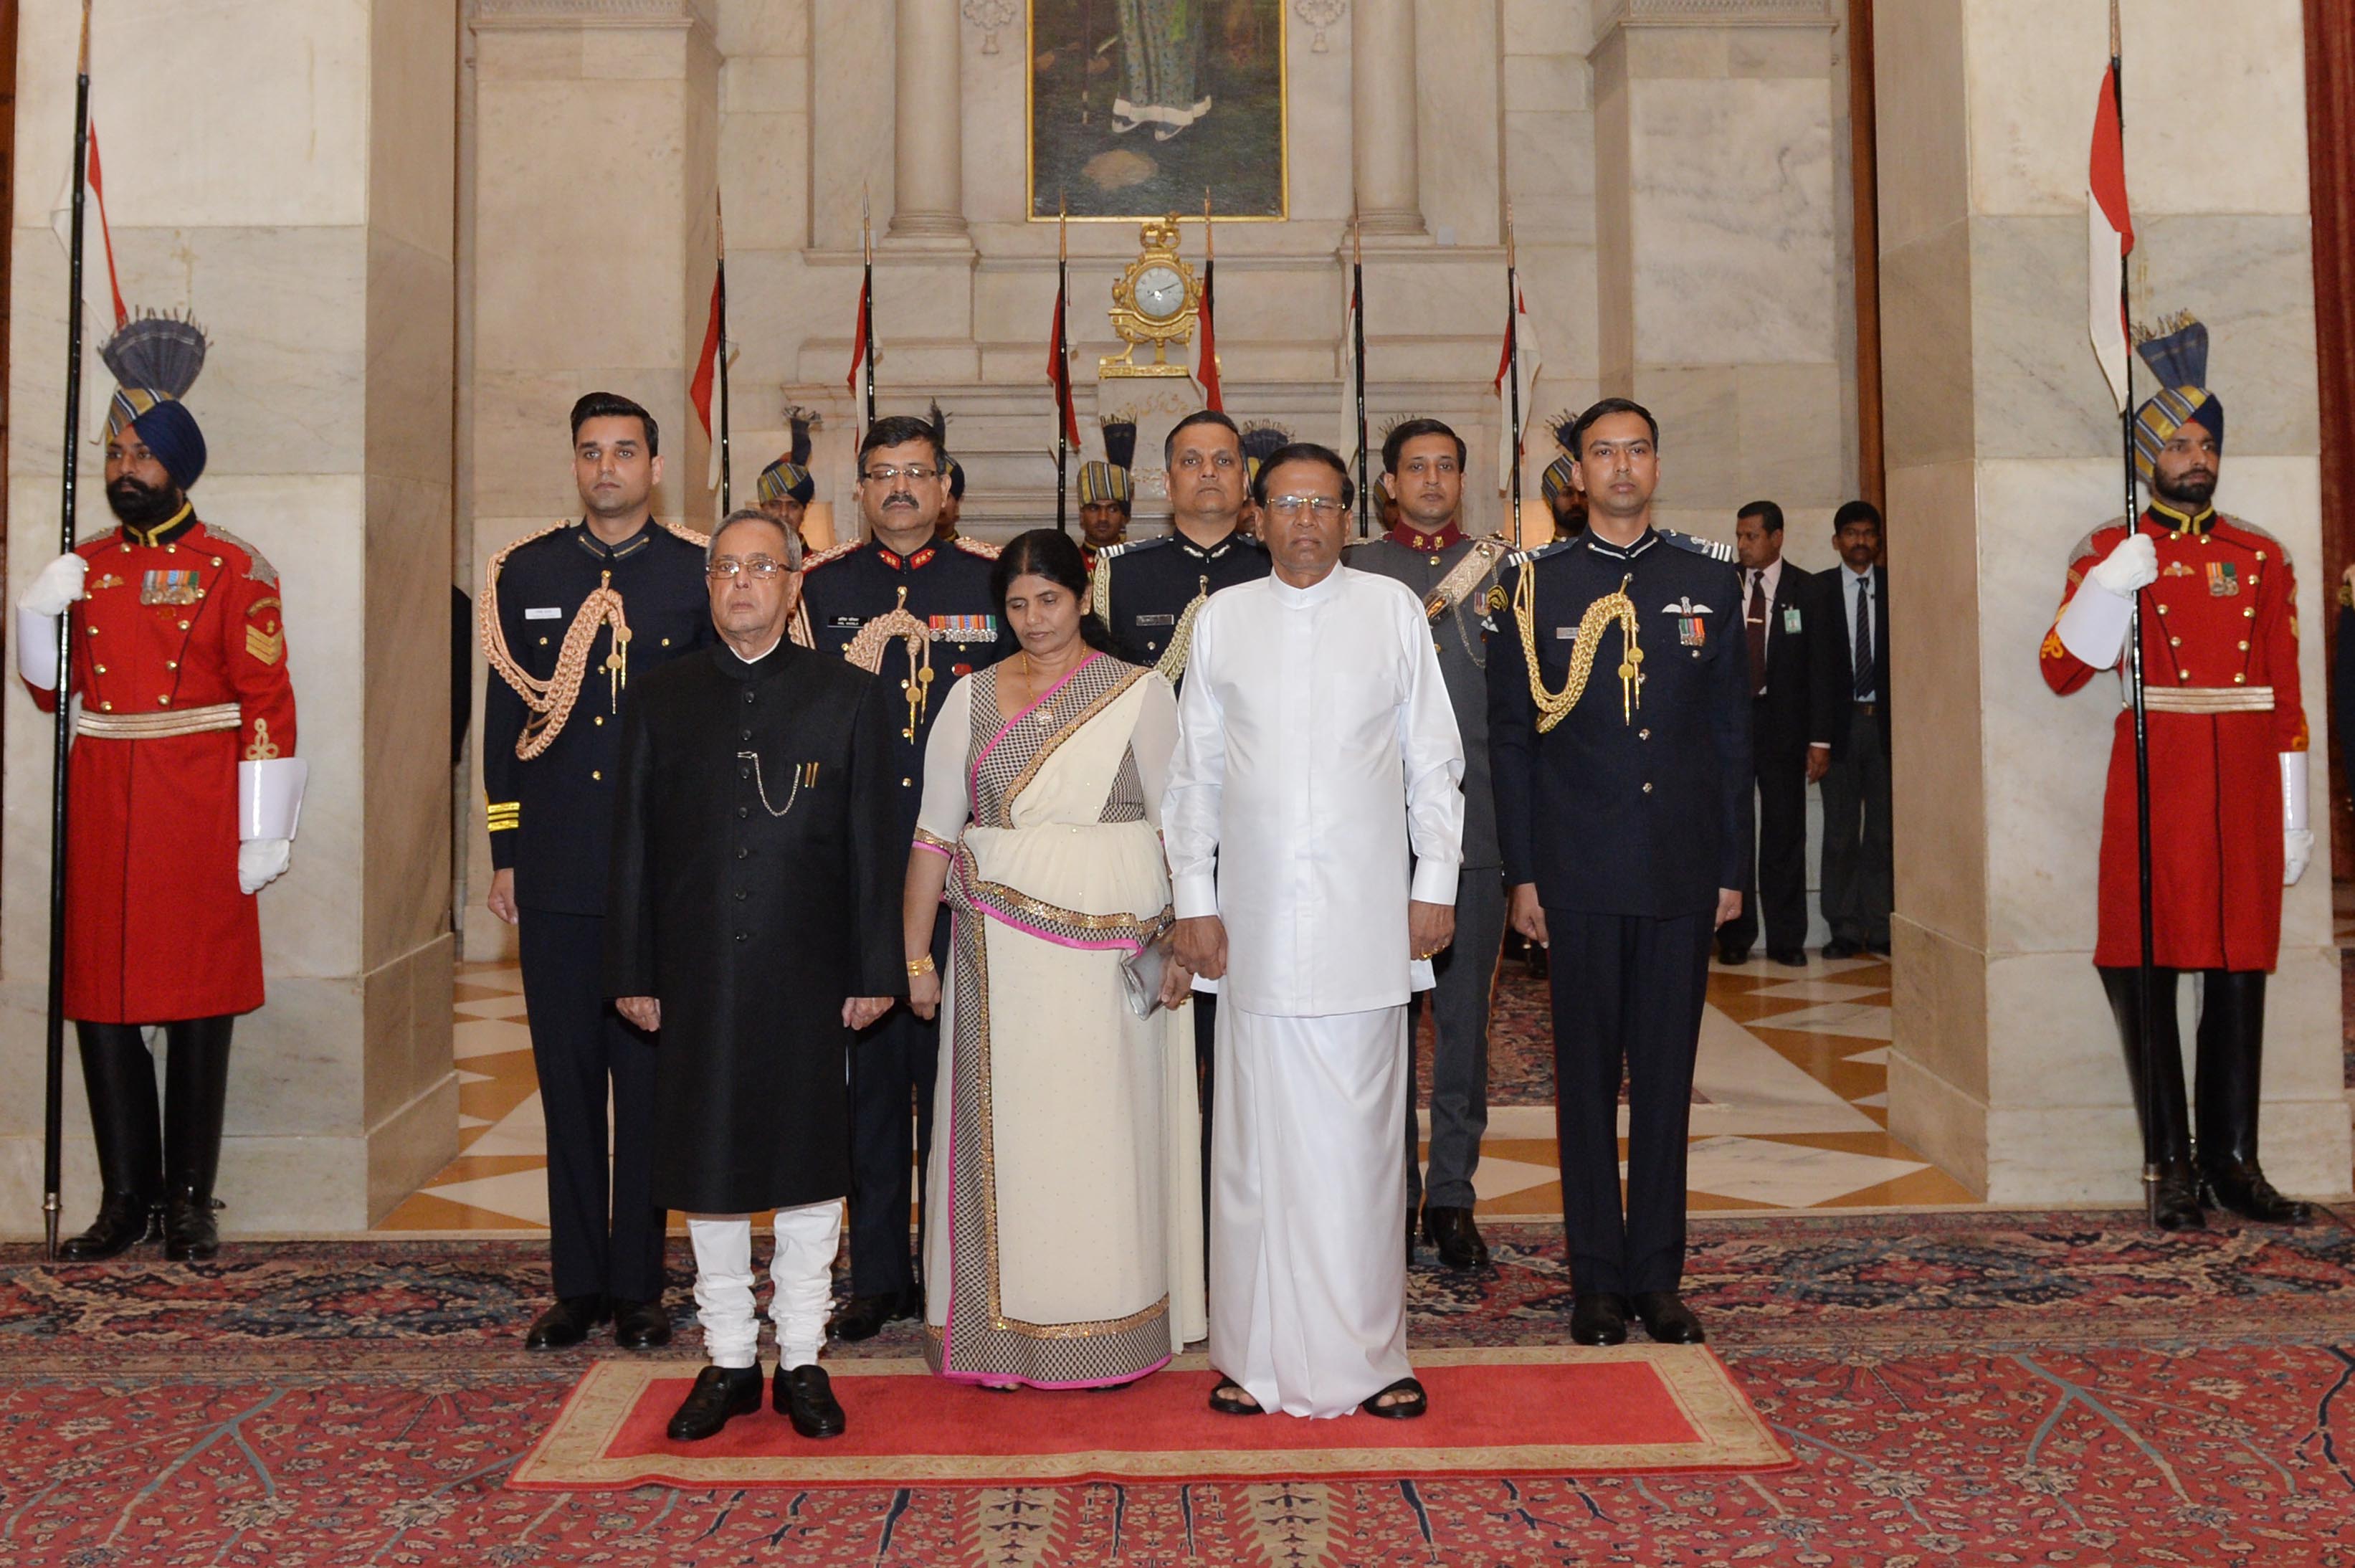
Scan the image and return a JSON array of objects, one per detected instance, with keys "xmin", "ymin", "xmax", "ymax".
[
  {"xmin": 8, "ymin": 1, "xmax": 371, "ymax": 232},
  {"xmin": 1415, "ymin": 0, "xmax": 1503, "ymax": 247},
  {"xmin": 1285, "ymin": 14, "xmax": 1356, "ymax": 226},
  {"xmin": 1867, "ymin": 0, "xmax": 1966, "ymax": 254},
  {"xmin": 718, "ymin": 0, "xmax": 810, "ymax": 57},
  {"xmin": 1625, "ymin": 78, "xmax": 1835, "ymax": 368},
  {"xmin": 809, "ymin": 0, "xmax": 894, "ymax": 252},
  {"xmin": 1965, "ymin": 215, "xmax": 2133, "ymax": 460},
  {"xmin": 958, "ymin": 14, "xmax": 1024, "ymax": 227},
  {"xmin": 371, "ymin": 1, "xmax": 460, "ymax": 260},
  {"xmin": 1884, "ymin": 456, "xmax": 1987, "ymax": 944},
  {"xmin": 1506, "ymin": 52, "xmax": 1589, "ymax": 113},
  {"xmin": 2121, "ymin": 0, "xmax": 2311, "ymax": 219},
  {"xmin": 582, "ymin": 24, "xmax": 699, "ymax": 81},
  {"xmin": 368, "ymin": 1071, "xmax": 462, "ymax": 1225},
  {"xmin": 365, "ymin": 234, "xmax": 460, "ymax": 490},
  {"xmin": 1732, "ymin": 361, "xmax": 1843, "ymax": 506},
  {"xmin": 1506, "ymin": 113, "xmax": 1599, "ymax": 245},
  {"xmin": 724, "ymin": 49, "xmax": 811, "ymax": 114},
  {"xmin": 1627, "ymin": 364, "xmax": 1738, "ymax": 504},
  {"xmin": 1954, "ymin": 0, "xmax": 2107, "ymax": 217},
  {"xmin": 2133, "ymin": 214, "xmax": 2321, "ymax": 459},
  {"xmin": 1589, "ymin": 33, "xmax": 1632, "ymax": 382},
  {"xmin": 871, "ymin": 254, "xmax": 976, "ymax": 340},
  {"xmin": 362, "ymin": 471, "xmax": 457, "ymax": 966},
  {"xmin": 1875, "ymin": 217, "xmax": 1974, "ymax": 470}
]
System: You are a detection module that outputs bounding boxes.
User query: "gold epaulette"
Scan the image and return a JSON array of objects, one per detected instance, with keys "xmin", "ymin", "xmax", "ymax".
[
  {"xmin": 953, "ymin": 536, "xmax": 1001, "ymax": 561},
  {"xmin": 199, "ymin": 523, "xmax": 280, "ymax": 586},
  {"xmin": 800, "ymin": 538, "xmax": 863, "ymax": 573},
  {"xmin": 662, "ymin": 519, "xmax": 710, "ymax": 549}
]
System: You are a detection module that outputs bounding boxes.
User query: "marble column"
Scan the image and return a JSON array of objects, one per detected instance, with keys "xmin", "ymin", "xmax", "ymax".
[
  {"xmin": 890, "ymin": 0, "xmax": 967, "ymax": 239},
  {"xmin": 1, "ymin": 0, "xmax": 460, "ymax": 1230},
  {"xmin": 1589, "ymin": 0, "xmax": 1843, "ymax": 555},
  {"xmin": 461, "ymin": 0, "xmax": 720, "ymax": 961},
  {"xmin": 1352, "ymin": 0, "xmax": 1424, "ymax": 235},
  {"xmin": 1876, "ymin": 0, "xmax": 2346, "ymax": 1200}
]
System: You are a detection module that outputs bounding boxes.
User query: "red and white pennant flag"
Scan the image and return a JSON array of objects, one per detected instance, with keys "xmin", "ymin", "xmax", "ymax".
[{"xmin": 2086, "ymin": 54, "xmax": 2134, "ymax": 413}]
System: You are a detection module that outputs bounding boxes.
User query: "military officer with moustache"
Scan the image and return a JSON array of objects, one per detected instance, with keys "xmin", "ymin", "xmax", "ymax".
[
  {"xmin": 2039, "ymin": 317, "xmax": 2313, "ymax": 1231},
  {"xmin": 1488, "ymin": 398, "xmax": 1751, "ymax": 1349},
  {"xmin": 796, "ymin": 413, "xmax": 1008, "ymax": 1341},
  {"xmin": 16, "ymin": 315, "xmax": 305, "ymax": 1263},
  {"xmin": 1089, "ymin": 407, "xmax": 1269, "ymax": 1220},
  {"xmin": 482, "ymin": 391, "xmax": 715, "ymax": 1351},
  {"xmin": 1345, "ymin": 417, "xmax": 1511, "ymax": 1272}
]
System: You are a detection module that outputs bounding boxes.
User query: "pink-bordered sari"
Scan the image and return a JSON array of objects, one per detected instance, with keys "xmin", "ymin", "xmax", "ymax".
[{"xmin": 911, "ymin": 654, "xmax": 1205, "ymax": 1387}]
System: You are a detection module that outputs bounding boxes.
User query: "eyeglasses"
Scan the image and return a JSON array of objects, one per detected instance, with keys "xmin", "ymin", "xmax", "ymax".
[
  {"xmin": 861, "ymin": 464, "xmax": 941, "ymax": 485},
  {"xmin": 707, "ymin": 556, "xmax": 790, "ymax": 581},
  {"xmin": 1263, "ymin": 495, "xmax": 1347, "ymax": 519}
]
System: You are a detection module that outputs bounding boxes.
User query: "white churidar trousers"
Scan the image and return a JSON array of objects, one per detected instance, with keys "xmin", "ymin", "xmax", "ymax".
[
  {"xmin": 1208, "ymin": 1002, "xmax": 1413, "ymax": 1417},
  {"xmin": 685, "ymin": 1202, "xmax": 842, "ymax": 1370}
]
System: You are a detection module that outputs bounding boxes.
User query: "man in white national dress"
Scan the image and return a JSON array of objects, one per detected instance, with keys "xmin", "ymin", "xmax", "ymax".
[{"xmin": 1164, "ymin": 441, "xmax": 1466, "ymax": 1421}]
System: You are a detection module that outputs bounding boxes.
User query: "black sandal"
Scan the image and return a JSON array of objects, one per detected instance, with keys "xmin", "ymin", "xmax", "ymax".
[
  {"xmin": 1361, "ymin": 1377, "xmax": 1427, "ymax": 1420},
  {"xmin": 1208, "ymin": 1379, "xmax": 1265, "ymax": 1416}
]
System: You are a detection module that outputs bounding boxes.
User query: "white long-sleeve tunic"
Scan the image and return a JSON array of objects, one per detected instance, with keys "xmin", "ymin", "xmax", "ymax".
[{"xmin": 1161, "ymin": 565, "xmax": 1467, "ymax": 1017}]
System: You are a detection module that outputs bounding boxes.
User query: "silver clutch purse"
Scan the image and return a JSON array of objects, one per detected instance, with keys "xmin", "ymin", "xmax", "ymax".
[{"xmin": 1120, "ymin": 922, "xmax": 1176, "ymax": 1019}]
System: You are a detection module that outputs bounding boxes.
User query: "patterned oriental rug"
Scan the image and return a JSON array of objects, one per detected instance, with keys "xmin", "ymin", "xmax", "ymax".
[
  {"xmin": 512, "ymin": 1346, "xmax": 1789, "ymax": 1489},
  {"xmin": 6, "ymin": 1210, "xmax": 2355, "ymax": 1564}
]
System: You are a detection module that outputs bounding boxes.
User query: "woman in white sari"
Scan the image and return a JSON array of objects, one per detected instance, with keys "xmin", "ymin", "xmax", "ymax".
[{"xmin": 905, "ymin": 529, "xmax": 1207, "ymax": 1387}]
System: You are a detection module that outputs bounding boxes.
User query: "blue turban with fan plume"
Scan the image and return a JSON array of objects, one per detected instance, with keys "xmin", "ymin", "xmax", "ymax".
[{"xmin": 100, "ymin": 313, "xmax": 209, "ymax": 490}]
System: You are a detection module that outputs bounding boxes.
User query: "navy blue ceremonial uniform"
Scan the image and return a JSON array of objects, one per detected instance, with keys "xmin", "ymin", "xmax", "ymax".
[
  {"xmin": 1486, "ymin": 526, "xmax": 1751, "ymax": 1298},
  {"xmin": 797, "ymin": 534, "xmax": 1009, "ymax": 1299},
  {"xmin": 1089, "ymin": 529, "xmax": 1269, "ymax": 673},
  {"xmin": 483, "ymin": 519, "xmax": 712, "ymax": 1306},
  {"xmin": 1086, "ymin": 525, "xmax": 1270, "ymax": 1235}
]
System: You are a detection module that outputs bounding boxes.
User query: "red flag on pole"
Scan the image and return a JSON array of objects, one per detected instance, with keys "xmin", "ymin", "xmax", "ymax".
[
  {"xmin": 1048, "ymin": 280, "xmax": 1080, "ymax": 447},
  {"xmin": 690, "ymin": 267, "xmax": 722, "ymax": 438},
  {"xmin": 846, "ymin": 270, "xmax": 871, "ymax": 394},
  {"xmin": 83, "ymin": 125, "xmax": 128, "ymax": 330},
  {"xmin": 2087, "ymin": 60, "xmax": 2134, "ymax": 412},
  {"xmin": 1194, "ymin": 257, "xmax": 1223, "ymax": 412}
]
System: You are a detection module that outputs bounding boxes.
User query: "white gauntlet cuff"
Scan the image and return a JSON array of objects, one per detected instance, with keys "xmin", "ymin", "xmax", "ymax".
[
  {"xmin": 238, "ymin": 757, "xmax": 309, "ymax": 842},
  {"xmin": 2053, "ymin": 582, "xmax": 2133, "ymax": 670},
  {"xmin": 14, "ymin": 607, "xmax": 60, "ymax": 691}
]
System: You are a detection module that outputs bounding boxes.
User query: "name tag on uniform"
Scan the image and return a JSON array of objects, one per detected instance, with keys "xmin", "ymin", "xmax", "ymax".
[
  {"xmin": 1555, "ymin": 627, "xmax": 1578, "ymax": 641},
  {"xmin": 1782, "ymin": 606, "xmax": 1803, "ymax": 633},
  {"xmin": 828, "ymin": 615, "xmax": 865, "ymax": 629},
  {"xmin": 525, "ymin": 607, "xmax": 563, "ymax": 620},
  {"xmin": 931, "ymin": 614, "xmax": 997, "ymax": 641},
  {"xmin": 1137, "ymin": 613, "xmax": 1176, "ymax": 627}
]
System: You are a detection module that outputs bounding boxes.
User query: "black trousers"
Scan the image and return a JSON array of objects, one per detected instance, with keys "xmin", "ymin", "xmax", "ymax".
[
  {"xmin": 1720, "ymin": 728, "xmax": 1809, "ymax": 958},
  {"xmin": 518, "ymin": 908, "xmax": 665, "ymax": 1303},
  {"xmin": 848, "ymin": 911, "xmax": 948, "ymax": 1297},
  {"xmin": 1193, "ymin": 988, "xmax": 1219, "ymax": 1243},
  {"xmin": 1821, "ymin": 704, "xmax": 1893, "ymax": 948},
  {"xmin": 1546, "ymin": 908, "xmax": 1713, "ymax": 1296}
]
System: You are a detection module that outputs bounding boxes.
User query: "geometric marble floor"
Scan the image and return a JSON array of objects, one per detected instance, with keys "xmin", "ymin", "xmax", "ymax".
[{"xmin": 376, "ymin": 948, "xmax": 1976, "ymax": 1233}]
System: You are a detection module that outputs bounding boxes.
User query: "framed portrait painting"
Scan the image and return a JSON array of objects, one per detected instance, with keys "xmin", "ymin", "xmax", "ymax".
[{"xmin": 1027, "ymin": 0, "xmax": 1288, "ymax": 221}]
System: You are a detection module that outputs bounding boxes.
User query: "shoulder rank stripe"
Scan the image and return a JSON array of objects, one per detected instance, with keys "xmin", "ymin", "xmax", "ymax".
[
  {"xmin": 953, "ymin": 536, "xmax": 1002, "ymax": 561},
  {"xmin": 799, "ymin": 538, "xmax": 863, "ymax": 572}
]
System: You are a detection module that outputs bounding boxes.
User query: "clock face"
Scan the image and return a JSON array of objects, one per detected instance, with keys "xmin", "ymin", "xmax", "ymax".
[{"xmin": 1133, "ymin": 265, "xmax": 1185, "ymax": 322}]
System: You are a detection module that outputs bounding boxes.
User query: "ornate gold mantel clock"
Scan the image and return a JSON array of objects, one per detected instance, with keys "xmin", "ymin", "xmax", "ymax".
[{"xmin": 1100, "ymin": 216, "xmax": 1200, "ymax": 379}]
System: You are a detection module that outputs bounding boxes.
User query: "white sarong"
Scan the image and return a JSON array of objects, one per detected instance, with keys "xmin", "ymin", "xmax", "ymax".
[{"xmin": 1208, "ymin": 1002, "xmax": 1413, "ymax": 1418}]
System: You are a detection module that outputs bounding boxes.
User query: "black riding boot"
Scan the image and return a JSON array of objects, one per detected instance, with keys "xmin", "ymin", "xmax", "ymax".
[
  {"xmin": 57, "ymin": 1024, "xmax": 163, "ymax": 1260},
  {"xmin": 2097, "ymin": 966, "xmax": 2202, "ymax": 1230},
  {"xmin": 161, "ymin": 1016, "xmax": 235, "ymax": 1261},
  {"xmin": 2193, "ymin": 971, "xmax": 2311, "ymax": 1225}
]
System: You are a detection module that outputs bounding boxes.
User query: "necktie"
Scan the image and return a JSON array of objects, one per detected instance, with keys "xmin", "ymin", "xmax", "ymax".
[
  {"xmin": 1746, "ymin": 570, "xmax": 1768, "ymax": 696},
  {"xmin": 1852, "ymin": 575, "xmax": 1873, "ymax": 700}
]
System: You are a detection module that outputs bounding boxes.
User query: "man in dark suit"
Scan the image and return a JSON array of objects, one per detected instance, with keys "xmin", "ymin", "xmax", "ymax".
[
  {"xmin": 1717, "ymin": 501, "xmax": 1840, "ymax": 966},
  {"xmin": 1818, "ymin": 500, "xmax": 1891, "ymax": 958}
]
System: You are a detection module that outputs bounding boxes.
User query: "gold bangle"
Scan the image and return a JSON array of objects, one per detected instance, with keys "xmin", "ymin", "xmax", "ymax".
[{"xmin": 906, "ymin": 955, "xmax": 936, "ymax": 977}]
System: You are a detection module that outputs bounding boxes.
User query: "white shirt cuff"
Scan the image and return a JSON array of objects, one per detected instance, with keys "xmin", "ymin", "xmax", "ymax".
[
  {"xmin": 1174, "ymin": 871, "xmax": 1219, "ymax": 921},
  {"xmin": 1410, "ymin": 856, "xmax": 1462, "ymax": 905}
]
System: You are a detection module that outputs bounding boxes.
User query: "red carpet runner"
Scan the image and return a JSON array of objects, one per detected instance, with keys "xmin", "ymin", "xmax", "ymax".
[{"xmin": 511, "ymin": 1345, "xmax": 1791, "ymax": 1489}]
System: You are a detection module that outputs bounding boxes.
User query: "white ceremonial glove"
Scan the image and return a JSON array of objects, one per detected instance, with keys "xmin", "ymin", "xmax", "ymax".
[
  {"xmin": 2052, "ymin": 535, "xmax": 2159, "ymax": 669},
  {"xmin": 19, "ymin": 552, "xmax": 88, "ymax": 617},
  {"xmin": 2088, "ymin": 533, "xmax": 2159, "ymax": 596},
  {"xmin": 238, "ymin": 838, "xmax": 292, "ymax": 895},
  {"xmin": 13, "ymin": 553, "xmax": 88, "ymax": 690},
  {"xmin": 2282, "ymin": 751, "xmax": 2312, "ymax": 887}
]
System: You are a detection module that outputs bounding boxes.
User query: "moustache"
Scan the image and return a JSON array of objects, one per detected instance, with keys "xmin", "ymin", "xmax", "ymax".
[{"xmin": 882, "ymin": 492, "xmax": 917, "ymax": 508}]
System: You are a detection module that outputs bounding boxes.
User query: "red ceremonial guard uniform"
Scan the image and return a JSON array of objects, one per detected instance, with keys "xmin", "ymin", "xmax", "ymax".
[
  {"xmin": 2040, "ymin": 500, "xmax": 2303, "ymax": 971},
  {"xmin": 2036, "ymin": 315, "xmax": 2311, "ymax": 1230},
  {"xmin": 15, "ymin": 315, "xmax": 308, "ymax": 1263},
  {"xmin": 31, "ymin": 513, "xmax": 295, "ymax": 1020}
]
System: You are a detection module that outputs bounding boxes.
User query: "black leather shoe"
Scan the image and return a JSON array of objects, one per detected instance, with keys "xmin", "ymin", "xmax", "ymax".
[
  {"xmin": 161, "ymin": 1188, "xmax": 222, "ymax": 1262},
  {"xmin": 1632, "ymin": 1291, "xmax": 1705, "ymax": 1344},
  {"xmin": 57, "ymin": 1192, "xmax": 160, "ymax": 1261},
  {"xmin": 1822, "ymin": 939, "xmax": 1863, "ymax": 960},
  {"xmin": 828, "ymin": 1286, "xmax": 920, "ymax": 1344},
  {"xmin": 524, "ymin": 1294, "xmax": 612, "ymax": 1349},
  {"xmin": 1716, "ymin": 944, "xmax": 1751, "ymax": 966},
  {"xmin": 774, "ymin": 1364, "xmax": 847, "ymax": 1438},
  {"xmin": 2199, "ymin": 1161, "xmax": 2312, "ymax": 1226},
  {"xmin": 1769, "ymin": 948, "xmax": 1807, "ymax": 968},
  {"xmin": 1570, "ymin": 1292, "xmax": 1630, "ymax": 1346},
  {"xmin": 2149, "ymin": 1165, "xmax": 2207, "ymax": 1231},
  {"xmin": 612, "ymin": 1296, "xmax": 672, "ymax": 1349},
  {"xmin": 1421, "ymin": 1204, "xmax": 1490, "ymax": 1270},
  {"xmin": 666, "ymin": 1364, "xmax": 763, "ymax": 1442}
]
